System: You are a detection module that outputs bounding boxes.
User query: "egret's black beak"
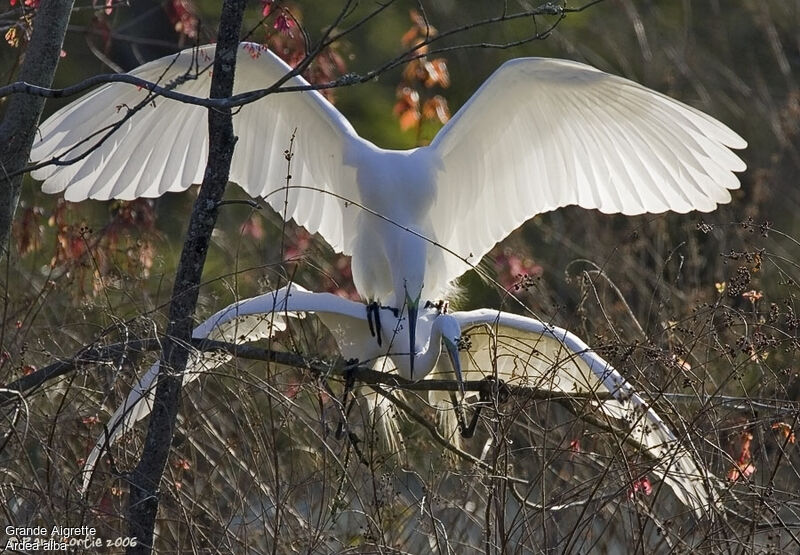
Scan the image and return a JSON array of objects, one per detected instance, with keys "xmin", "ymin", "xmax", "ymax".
[
  {"xmin": 443, "ymin": 337, "xmax": 464, "ymax": 395},
  {"xmin": 406, "ymin": 294, "xmax": 419, "ymax": 379}
]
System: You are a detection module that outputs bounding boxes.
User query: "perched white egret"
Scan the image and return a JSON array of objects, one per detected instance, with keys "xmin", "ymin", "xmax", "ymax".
[
  {"xmin": 83, "ymin": 285, "xmax": 715, "ymax": 516},
  {"xmin": 30, "ymin": 42, "xmax": 747, "ymax": 377},
  {"xmin": 81, "ymin": 283, "xmax": 461, "ymax": 493}
]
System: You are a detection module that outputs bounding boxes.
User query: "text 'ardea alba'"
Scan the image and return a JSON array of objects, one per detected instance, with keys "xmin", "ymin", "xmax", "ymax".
[
  {"xmin": 83, "ymin": 285, "xmax": 716, "ymax": 517},
  {"xmin": 30, "ymin": 42, "xmax": 747, "ymax": 376}
]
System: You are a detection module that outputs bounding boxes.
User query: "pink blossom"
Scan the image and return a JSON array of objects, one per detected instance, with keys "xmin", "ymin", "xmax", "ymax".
[
  {"xmin": 628, "ymin": 476, "xmax": 653, "ymax": 498},
  {"xmin": 274, "ymin": 13, "xmax": 294, "ymax": 34}
]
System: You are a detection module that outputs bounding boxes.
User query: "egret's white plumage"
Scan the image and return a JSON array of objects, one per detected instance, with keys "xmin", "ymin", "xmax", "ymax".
[
  {"xmin": 81, "ymin": 284, "xmax": 461, "ymax": 493},
  {"xmin": 30, "ymin": 43, "xmax": 747, "ymax": 372},
  {"xmin": 451, "ymin": 309, "xmax": 714, "ymax": 515},
  {"xmin": 83, "ymin": 285, "xmax": 715, "ymax": 516}
]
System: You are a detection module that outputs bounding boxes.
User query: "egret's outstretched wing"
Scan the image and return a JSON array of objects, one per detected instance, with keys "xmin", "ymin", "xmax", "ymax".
[
  {"xmin": 429, "ymin": 58, "xmax": 747, "ymax": 281},
  {"xmin": 81, "ymin": 285, "xmax": 373, "ymax": 493},
  {"xmin": 31, "ymin": 43, "xmax": 364, "ymax": 254},
  {"xmin": 452, "ymin": 309, "xmax": 715, "ymax": 516}
]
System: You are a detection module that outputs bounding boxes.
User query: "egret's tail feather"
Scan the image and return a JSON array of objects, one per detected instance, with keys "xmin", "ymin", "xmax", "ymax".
[
  {"xmin": 430, "ymin": 388, "xmax": 463, "ymax": 454},
  {"xmin": 361, "ymin": 388, "xmax": 403, "ymax": 457}
]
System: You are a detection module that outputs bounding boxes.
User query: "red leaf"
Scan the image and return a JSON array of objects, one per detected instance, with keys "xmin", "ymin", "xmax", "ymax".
[
  {"xmin": 399, "ymin": 108, "xmax": 420, "ymax": 131},
  {"xmin": 274, "ymin": 13, "xmax": 294, "ymax": 35},
  {"xmin": 394, "ymin": 87, "xmax": 420, "ymax": 131},
  {"xmin": 727, "ymin": 462, "xmax": 756, "ymax": 482},
  {"xmin": 772, "ymin": 422, "xmax": 796, "ymax": 444},
  {"xmin": 173, "ymin": 458, "xmax": 191, "ymax": 470},
  {"xmin": 422, "ymin": 95, "xmax": 450, "ymax": 124},
  {"xmin": 423, "ymin": 58, "xmax": 450, "ymax": 88},
  {"xmin": 239, "ymin": 215, "xmax": 265, "ymax": 240},
  {"xmin": 81, "ymin": 415, "xmax": 100, "ymax": 426},
  {"xmin": 628, "ymin": 476, "xmax": 653, "ymax": 498}
]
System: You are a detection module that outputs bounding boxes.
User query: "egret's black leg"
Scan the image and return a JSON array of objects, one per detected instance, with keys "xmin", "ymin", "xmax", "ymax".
[
  {"xmin": 366, "ymin": 301, "xmax": 382, "ymax": 346},
  {"xmin": 330, "ymin": 364, "xmax": 369, "ymax": 466},
  {"xmin": 381, "ymin": 305, "xmax": 400, "ymax": 318},
  {"xmin": 458, "ymin": 377, "xmax": 509, "ymax": 439},
  {"xmin": 451, "ymin": 390, "xmax": 475, "ymax": 439},
  {"xmin": 461, "ymin": 397, "xmax": 482, "ymax": 439},
  {"xmin": 346, "ymin": 430, "xmax": 369, "ymax": 466},
  {"xmin": 335, "ymin": 364, "xmax": 359, "ymax": 440}
]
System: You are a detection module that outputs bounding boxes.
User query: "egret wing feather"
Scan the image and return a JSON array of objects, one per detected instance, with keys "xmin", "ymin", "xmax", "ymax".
[
  {"xmin": 31, "ymin": 43, "xmax": 365, "ymax": 254},
  {"xmin": 428, "ymin": 58, "xmax": 746, "ymax": 285},
  {"xmin": 452, "ymin": 308, "xmax": 715, "ymax": 516},
  {"xmin": 81, "ymin": 284, "xmax": 373, "ymax": 493}
]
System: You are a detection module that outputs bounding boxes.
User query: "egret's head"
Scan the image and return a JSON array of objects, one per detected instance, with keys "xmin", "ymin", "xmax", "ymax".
[{"xmin": 438, "ymin": 315, "xmax": 464, "ymax": 394}]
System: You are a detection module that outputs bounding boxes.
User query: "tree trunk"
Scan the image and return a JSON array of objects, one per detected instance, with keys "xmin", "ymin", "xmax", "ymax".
[
  {"xmin": 125, "ymin": 1, "xmax": 247, "ymax": 552},
  {"xmin": 0, "ymin": 0, "xmax": 74, "ymax": 259}
]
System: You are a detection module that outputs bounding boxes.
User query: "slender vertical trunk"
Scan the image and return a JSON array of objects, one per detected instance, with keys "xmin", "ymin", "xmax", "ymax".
[
  {"xmin": 0, "ymin": 0, "xmax": 75, "ymax": 259},
  {"xmin": 125, "ymin": 2, "xmax": 247, "ymax": 552}
]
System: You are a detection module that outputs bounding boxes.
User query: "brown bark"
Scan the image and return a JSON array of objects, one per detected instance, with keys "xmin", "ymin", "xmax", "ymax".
[
  {"xmin": 124, "ymin": 1, "xmax": 247, "ymax": 552},
  {"xmin": 0, "ymin": 0, "xmax": 74, "ymax": 259}
]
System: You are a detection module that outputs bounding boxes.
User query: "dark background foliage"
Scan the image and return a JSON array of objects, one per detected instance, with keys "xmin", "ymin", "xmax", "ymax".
[{"xmin": 2, "ymin": 1, "xmax": 799, "ymax": 552}]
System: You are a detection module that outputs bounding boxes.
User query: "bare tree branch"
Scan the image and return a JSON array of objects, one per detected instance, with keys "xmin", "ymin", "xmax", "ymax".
[
  {"xmin": 3, "ymin": 2, "xmax": 602, "ymax": 184},
  {"xmin": 6, "ymin": 334, "xmax": 798, "ymax": 413},
  {"xmin": 0, "ymin": 335, "xmax": 619, "ymax": 402}
]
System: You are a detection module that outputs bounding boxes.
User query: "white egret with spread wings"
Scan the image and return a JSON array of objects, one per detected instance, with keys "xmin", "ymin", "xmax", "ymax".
[
  {"xmin": 80, "ymin": 284, "xmax": 462, "ymax": 494},
  {"xmin": 82, "ymin": 285, "xmax": 715, "ymax": 516},
  {"xmin": 31, "ymin": 42, "xmax": 746, "ymax": 376}
]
